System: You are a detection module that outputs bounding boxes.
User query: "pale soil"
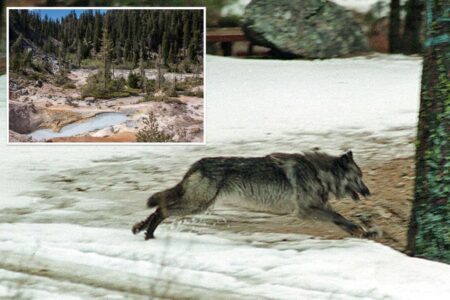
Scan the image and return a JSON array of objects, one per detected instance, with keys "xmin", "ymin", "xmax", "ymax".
[
  {"xmin": 179, "ymin": 157, "xmax": 415, "ymax": 252},
  {"xmin": 9, "ymin": 69, "xmax": 204, "ymax": 142}
]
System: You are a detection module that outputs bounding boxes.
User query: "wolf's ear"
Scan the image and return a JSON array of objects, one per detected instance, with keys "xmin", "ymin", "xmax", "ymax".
[
  {"xmin": 339, "ymin": 151, "xmax": 353, "ymax": 165},
  {"xmin": 346, "ymin": 150, "xmax": 353, "ymax": 159}
]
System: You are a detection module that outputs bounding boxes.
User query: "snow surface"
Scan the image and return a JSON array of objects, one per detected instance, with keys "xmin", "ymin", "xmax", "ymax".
[
  {"xmin": 1, "ymin": 223, "xmax": 449, "ymax": 300},
  {"xmin": 330, "ymin": 0, "xmax": 387, "ymax": 13},
  {"xmin": 221, "ymin": 0, "xmax": 388, "ymax": 16},
  {"xmin": 2, "ymin": 55, "xmax": 449, "ymax": 299}
]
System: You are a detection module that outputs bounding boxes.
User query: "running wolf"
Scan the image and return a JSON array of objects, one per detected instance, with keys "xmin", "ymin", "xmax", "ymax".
[{"xmin": 132, "ymin": 151, "xmax": 373, "ymax": 240}]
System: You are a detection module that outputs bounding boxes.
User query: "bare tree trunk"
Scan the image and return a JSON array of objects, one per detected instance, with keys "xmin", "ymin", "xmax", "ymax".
[
  {"xmin": 389, "ymin": 0, "xmax": 401, "ymax": 53},
  {"xmin": 407, "ymin": 0, "xmax": 449, "ymax": 263},
  {"xmin": 402, "ymin": 0, "xmax": 424, "ymax": 54}
]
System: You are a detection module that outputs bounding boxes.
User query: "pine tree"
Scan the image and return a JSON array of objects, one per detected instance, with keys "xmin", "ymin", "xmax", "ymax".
[
  {"xmin": 100, "ymin": 14, "xmax": 113, "ymax": 87},
  {"xmin": 139, "ymin": 47, "xmax": 146, "ymax": 90},
  {"xmin": 93, "ymin": 12, "xmax": 102, "ymax": 53},
  {"xmin": 58, "ymin": 43, "xmax": 66, "ymax": 76},
  {"xmin": 10, "ymin": 34, "xmax": 24, "ymax": 72},
  {"xmin": 76, "ymin": 37, "xmax": 82, "ymax": 68}
]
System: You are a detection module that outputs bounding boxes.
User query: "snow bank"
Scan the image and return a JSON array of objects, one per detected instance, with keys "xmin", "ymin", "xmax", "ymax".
[
  {"xmin": 222, "ymin": 0, "xmax": 388, "ymax": 16},
  {"xmin": 330, "ymin": 0, "xmax": 388, "ymax": 13},
  {"xmin": 1, "ymin": 223, "xmax": 449, "ymax": 300},
  {"xmin": 207, "ymin": 54, "xmax": 421, "ymax": 143}
]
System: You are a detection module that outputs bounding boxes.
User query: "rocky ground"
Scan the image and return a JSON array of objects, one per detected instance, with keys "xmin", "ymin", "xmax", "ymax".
[{"xmin": 9, "ymin": 69, "xmax": 204, "ymax": 143}]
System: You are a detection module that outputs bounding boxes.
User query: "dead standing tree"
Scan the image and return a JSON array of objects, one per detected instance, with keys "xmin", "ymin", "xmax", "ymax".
[
  {"xmin": 407, "ymin": 0, "xmax": 449, "ymax": 263},
  {"xmin": 389, "ymin": 0, "xmax": 402, "ymax": 53},
  {"xmin": 402, "ymin": 0, "xmax": 425, "ymax": 54}
]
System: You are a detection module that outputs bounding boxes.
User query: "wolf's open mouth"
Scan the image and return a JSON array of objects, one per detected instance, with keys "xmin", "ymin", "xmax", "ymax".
[{"xmin": 349, "ymin": 189, "xmax": 360, "ymax": 201}]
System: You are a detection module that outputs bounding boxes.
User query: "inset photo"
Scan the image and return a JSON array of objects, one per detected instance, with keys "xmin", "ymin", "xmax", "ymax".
[{"xmin": 8, "ymin": 7, "xmax": 205, "ymax": 143}]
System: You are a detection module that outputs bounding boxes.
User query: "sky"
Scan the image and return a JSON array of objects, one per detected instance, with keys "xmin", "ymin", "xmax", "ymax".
[{"xmin": 33, "ymin": 9, "xmax": 107, "ymax": 21}]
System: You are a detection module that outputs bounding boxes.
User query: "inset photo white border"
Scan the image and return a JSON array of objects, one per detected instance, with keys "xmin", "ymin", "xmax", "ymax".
[{"xmin": 7, "ymin": 6, "xmax": 206, "ymax": 145}]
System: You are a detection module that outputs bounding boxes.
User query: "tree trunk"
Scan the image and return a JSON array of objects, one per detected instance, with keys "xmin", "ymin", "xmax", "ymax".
[
  {"xmin": 407, "ymin": 0, "xmax": 449, "ymax": 263},
  {"xmin": 402, "ymin": 0, "xmax": 424, "ymax": 54},
  {"xmin": 389, "ymin": 0, "xmax": 401, "ymax": 53}
]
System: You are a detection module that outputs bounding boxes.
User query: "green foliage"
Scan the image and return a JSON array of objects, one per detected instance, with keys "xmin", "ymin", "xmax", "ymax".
[
  {"xmin": 80, "ymin": 58, "xmax": 103, "ymax": 69},
  {"xmin": 31, "ymin": 58, "xmax": 52, "ymax": 74},
  {"xmin": 54, "ymin": 75, "xmax": 73, "ymax": 87},
  {"xmin": 10, "ymin": 34, "xmax": 24, "ymax": 72},
  {"xmin": 188, "ymin": 89, "xmax": 204, "ymax": 98},
  {"xmin": 136, "ymin": 112, "xmax": 174, "ymax": 143},
  {"xmin": 217, "ymin": 15, "xmax": 241, "ymax": 27},
  {"xmin": 114, "ymin": 61, "xmax": 136, "ymax": 70},
  {"xmin": 127, "ymin": 71, "xmax": 141, "ymax": 89},
  {"xmin": 144, "ymin": 79, "xmax": 157, "ymax": 94},
  {"xmin": 22, "ymin": 70, "xmax": 46, "ymax": 82},
  {"xmin": 81, "ymin": 71, "xmax": 130, "ymax": 99},
  {"xmin": 139, "ymin": 94, "xmax": 165, "ymax": 103},
  {"xmin": 175, "ymin": 77, "xmax": 203, "ymax": 92},
  {"xmin": 63, "ymin": 82, "xmax": 77, "ymax": 89}
]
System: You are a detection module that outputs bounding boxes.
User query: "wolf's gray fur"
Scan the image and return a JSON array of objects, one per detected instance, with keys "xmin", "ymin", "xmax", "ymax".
[{"xmin": 132, "ymin": 151, "xmax": 373, "ymax": 240}]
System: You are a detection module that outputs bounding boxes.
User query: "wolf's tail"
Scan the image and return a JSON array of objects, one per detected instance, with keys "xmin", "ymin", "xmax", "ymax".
[{"xmin": 147, "ymin": 184, "xmax": 183, "ymax": 208}]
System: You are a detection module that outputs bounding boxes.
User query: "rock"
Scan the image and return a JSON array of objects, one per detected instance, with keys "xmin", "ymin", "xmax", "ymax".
[
  {"xmin": 9, "ymin": 101, "xmax": 42, "ymax": 134},
  {"xmin": 9, "ymin": 130, "xmax": 33, "ymax": 142},
  {"xmin": 17, "ymin": 89, "xmax": 29, "ymax": 96},
  {"xmin": 242, "ymin": 0, "xmax": 369, "ymax": 58},
  {"xmin": 9, "ymin": 81, "xmax": 22, "ymax": 91},
  {"xmin": 35, "ymin": 79, "xmax": 43, "ymax": 88}
]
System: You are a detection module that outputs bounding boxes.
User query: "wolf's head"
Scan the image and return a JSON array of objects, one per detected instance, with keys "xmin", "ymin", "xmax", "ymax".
[{"xmin": 335, "ymin": 151, "xmax": 370, "ymax": 201}]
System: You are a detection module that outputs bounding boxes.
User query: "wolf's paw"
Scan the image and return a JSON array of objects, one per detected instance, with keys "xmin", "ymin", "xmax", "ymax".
[
  {"xmin": 132, "ymin": 221, "xmax": 146, "ymax": 235},
  {"xmin": 363, "ymin": 226, "xmax": 382, "ymax": 239},
  {"xmin": 144, "ymin": 231, "xmax": 155, "ymax": 240},
  {"xmin": 347, "ymin": 224, "xmax": 367, "ymax": 237}
]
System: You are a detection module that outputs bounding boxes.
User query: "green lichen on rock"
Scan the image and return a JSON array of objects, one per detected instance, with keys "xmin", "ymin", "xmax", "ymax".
[{"xmin": 241, "ymin": 0, "xmax": 369, "ymax": 58}]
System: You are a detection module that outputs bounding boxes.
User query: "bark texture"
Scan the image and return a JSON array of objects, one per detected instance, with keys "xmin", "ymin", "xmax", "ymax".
[{"xmin": 407, "ymin": 0, "xmax": 449, "ymax": 263}]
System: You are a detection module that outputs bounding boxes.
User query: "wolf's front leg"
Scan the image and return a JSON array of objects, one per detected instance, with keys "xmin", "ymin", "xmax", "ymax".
[
  {"xmin": 143, "ymin": 208, "xmax": 166, "ymax": 240},
  {"xmin": 308, "ymin": 206, "xmax": 374, "ymax": 238},
  {"xmin": 132, "ymin": 213, "xmax": 154, "ymax": 235},
  {"xmin": 132, "ymin": 207, "xmax": 166, "ymax": 239}
]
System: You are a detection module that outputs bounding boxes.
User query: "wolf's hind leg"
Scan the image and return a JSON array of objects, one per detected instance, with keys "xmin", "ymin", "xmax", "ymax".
[{"xmin": 307, "ymin": 206, "xmax": 370, "ymax": 238}]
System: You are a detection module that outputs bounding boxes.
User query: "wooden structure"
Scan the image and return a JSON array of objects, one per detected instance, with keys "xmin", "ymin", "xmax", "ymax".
[
  {"xmin": 0, "ymin": 57, "xmax": 5, "ymax": 75},
  {"xmin": 206, "ymin": 27, "xmax": 249, "ymax": 56}
]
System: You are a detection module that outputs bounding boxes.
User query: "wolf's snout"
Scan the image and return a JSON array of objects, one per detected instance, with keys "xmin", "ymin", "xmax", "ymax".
[{"xmin": 361, "ymin": 186, "xmax": 371, "ymax": 197}]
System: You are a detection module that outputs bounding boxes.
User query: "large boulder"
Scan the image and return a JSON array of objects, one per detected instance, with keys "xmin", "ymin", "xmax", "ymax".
[
  {"xmin": 9, "ymin": 101, "xmax": 42, "ymax": 134},
  {"xmin": 242, "ymin": 0, "xmax": 369, "ymax": 58}
]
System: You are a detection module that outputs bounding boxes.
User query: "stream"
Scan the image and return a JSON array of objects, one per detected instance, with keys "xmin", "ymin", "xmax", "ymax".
[{"xmin": 29, "ymin": 112, "xmax": 128, "ymax": 141}]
